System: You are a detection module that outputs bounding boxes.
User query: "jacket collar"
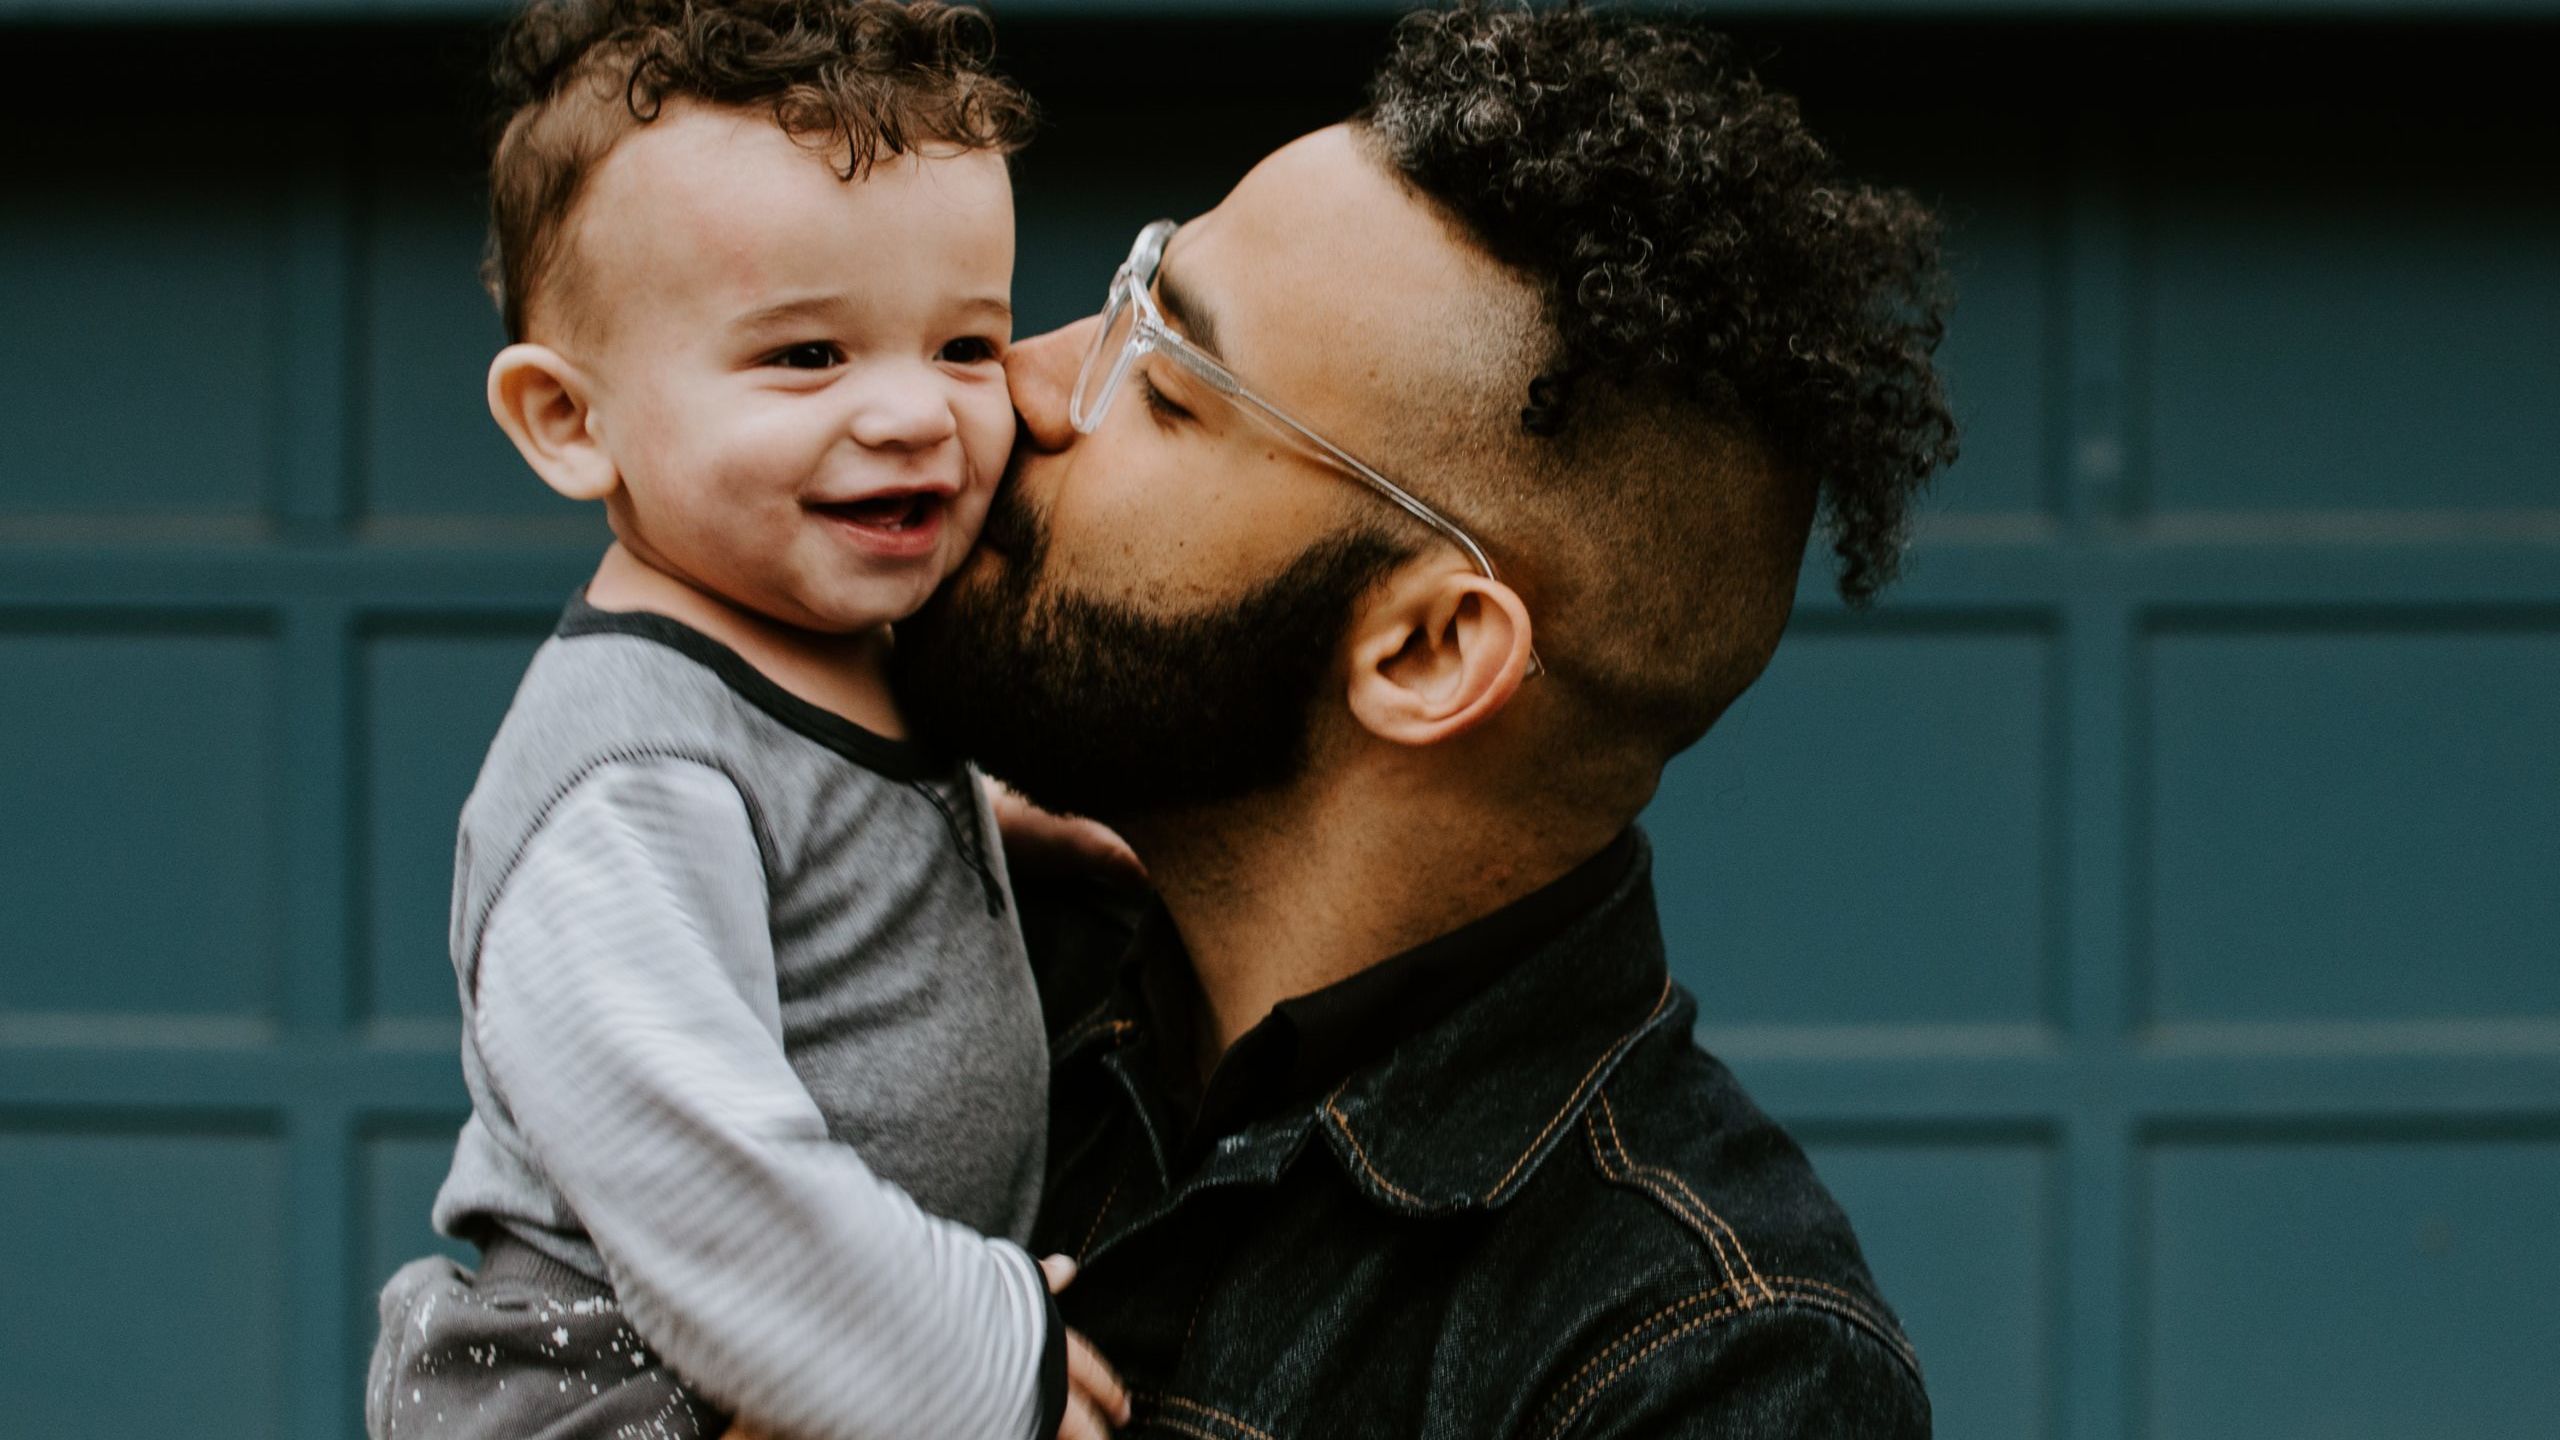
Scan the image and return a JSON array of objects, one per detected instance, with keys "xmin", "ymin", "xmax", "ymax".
[
  {"xmin": 1313, "ymin": 832, "xmax": 1678, "ymax": 1214},
  {"xmin": 1055, "ymin": 828, "xmax": 1681, "ymax": 1217}
]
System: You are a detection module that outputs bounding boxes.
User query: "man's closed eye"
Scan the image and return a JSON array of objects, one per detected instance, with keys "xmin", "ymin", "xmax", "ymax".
[{"xmin": 1138, "ymin": 372, "xmax": 1194, "ymax": 426}]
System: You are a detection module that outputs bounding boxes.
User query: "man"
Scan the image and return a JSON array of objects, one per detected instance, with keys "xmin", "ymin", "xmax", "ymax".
[{"xmin": 897, "ymin": 3, "xmax": 1958, "ymax": 1434}]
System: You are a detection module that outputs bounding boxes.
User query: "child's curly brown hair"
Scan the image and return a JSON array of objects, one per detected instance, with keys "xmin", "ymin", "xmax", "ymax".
[{"xmin": 484, "ymin": 0, "xmax": 1034, "ymax": 341}]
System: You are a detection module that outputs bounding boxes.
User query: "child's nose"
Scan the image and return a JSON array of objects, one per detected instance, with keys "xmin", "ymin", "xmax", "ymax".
[{"xmin": 847, "ymin": 371, "xmax": 961, "ymax": 451}]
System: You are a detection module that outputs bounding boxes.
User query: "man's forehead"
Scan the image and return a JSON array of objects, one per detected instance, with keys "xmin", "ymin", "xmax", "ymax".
[{"xmin": 1163, "ymin": 125, "xmax": 1540, "ymax": 419}]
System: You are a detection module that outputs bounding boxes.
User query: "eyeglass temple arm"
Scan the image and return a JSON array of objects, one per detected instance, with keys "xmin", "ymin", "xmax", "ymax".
[
  {"xmin": 1124, "ymin": 233, "xmax": 1546, "ymax": 678},
  {"xmin": 1159, "ymin": 345, "xmax": 1505, "ymax": 582},
  {"xmin": 1177, "ymin": 351, "xmax": 1547, "ymax": 678}
]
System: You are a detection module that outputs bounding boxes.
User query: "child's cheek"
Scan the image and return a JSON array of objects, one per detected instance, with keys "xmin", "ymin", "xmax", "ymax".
[
  {"xmin": 943, "ymin": 380, "xmax": 1015, "ymax": 563},
  {"xmin": 961, "ymin": 377, "xmax": 1018, "ymax": 493}
]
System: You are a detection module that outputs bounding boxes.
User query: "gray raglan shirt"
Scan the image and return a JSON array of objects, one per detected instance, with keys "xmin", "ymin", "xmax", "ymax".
[{"xmin": 428, "ymin": 598, "xmax": 1052, "ymax": 1440}]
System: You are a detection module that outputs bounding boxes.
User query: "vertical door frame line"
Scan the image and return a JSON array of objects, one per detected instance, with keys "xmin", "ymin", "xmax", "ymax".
[
  {"xmin": 277, "ymin": 124, "xmax": 358, "ymax": 543},
  {"xmin": 2056, "ymin": 101, "xmax": 2141, "ymax": 1440}
]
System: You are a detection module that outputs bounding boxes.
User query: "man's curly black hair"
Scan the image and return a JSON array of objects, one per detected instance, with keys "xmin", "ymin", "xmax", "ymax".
[{"xmin": 1362, "ymin": 2, "xmax": 1957, "ymax": 605}]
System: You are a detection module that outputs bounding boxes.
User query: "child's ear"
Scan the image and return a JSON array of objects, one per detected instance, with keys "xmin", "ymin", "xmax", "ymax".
[{"xmin": 487, "ymin": 343, "xmax": 619, "ymax": 502}]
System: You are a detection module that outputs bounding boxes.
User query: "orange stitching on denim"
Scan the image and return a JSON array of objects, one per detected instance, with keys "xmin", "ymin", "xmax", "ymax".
[
  {"xmin": 1538, "ymin": 1293, "xmax": 1756, "ymax": 1440},
  {"xmin": 1588, "ymin": 1100, "xmax": 1722, "ymax": 1273},
  {"xmin": 1060, "ymin": 1017, "xmax": 1137, "ymax": 1058},
  {"xmin": 1158, "ymin": 1395, "xmax": 1277, "ymax": 1440},
  {"xmin": 1538, "ymin": 1282, "xmax": 1922, "ymax": 1438},
  {"xmin": 1584, "ymin": 1106, "xmax": 1743, "ymax": 1297},
  {"xmin": 1484, "ymin": 977, "xmax": 1673, "ymax": 1201},
  {"xmin": 1779, "ymin": 1289, "xmax": 1924, "ymax": 1378},
  {"xmin": 1180, "ymin": 1279, "xmax": 1213, "ymax": 1360},
  {"xmin": 1635, "ymin": 1174, "xmax": 1753, "ymax": 1299},
  {"xmin": 1086, "ymin": 1018, "xmax": 1137, "ymax": 1047},
  {"xmin": 1761, "ymin": 1277, "xmax": 1921, "ymax": 1374},
  {"xmin": 1777, "ymin": 1275, "xmax": 1883, "ymax": 1313},
  {"xmin": 1753, "ymin": 1286, "xmax": 1924, "ymax": 1380},
  {"xmin": 1598, "ymin": 1093, "xmax": 1773, "ymax": 1304},
  {"xmin": 1078, "ymin": 1164, "xmax": 1128, "ymax": 1263},
  {"xmin": 1595, "ymin": 1095, "xmax": 1720, "ymax": 1271},
  {"xmin": 1055, "ymin": 999, "xmax": 1114, "ymax": 1051},
  {"xmin": 1545, "ymin": 1277, "xmax": 1758, "ymax": 1405},
  {"xmin": 1150, "ymin": 1416, "xmax": 1224, "ymax": 1440},
  {"xmin": 1324, "ymin": 1087, "xmax": 1431, "ymax": 1208}
]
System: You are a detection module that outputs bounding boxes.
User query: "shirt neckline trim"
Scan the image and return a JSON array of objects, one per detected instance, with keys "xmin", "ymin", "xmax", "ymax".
[{"xmin": 555, "ymin": 593, "xmax": 950, "ymax": 783}]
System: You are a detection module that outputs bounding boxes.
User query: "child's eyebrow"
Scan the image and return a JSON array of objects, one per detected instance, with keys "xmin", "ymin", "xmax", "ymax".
[
  {"xmin": 729, "ymin": 293, "xmax": 1014, "ymax": 332},
  {"xmin": 731, "ymin": 294, "xmax": 847, "ymax": 332}
]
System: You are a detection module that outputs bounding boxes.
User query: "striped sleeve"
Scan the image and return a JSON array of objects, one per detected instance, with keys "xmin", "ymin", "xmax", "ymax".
[{"xmin": 471, "ymin": 755, "xmax": 1050, "ymax": 1440}]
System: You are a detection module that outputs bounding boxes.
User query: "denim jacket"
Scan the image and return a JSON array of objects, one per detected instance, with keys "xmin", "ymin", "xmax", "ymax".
[{"xmin": 1023, "ymin": 830, "xmax": 1929, "ymax": 1439}]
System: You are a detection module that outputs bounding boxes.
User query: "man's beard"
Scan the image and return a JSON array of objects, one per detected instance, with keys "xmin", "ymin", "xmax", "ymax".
[{"xmin": 892, "ymin": 478, "xmax": 1408, "ymax": 826}]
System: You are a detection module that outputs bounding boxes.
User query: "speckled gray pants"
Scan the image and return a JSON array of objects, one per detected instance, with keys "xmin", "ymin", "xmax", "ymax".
[{"xmin": 365, "ymin": 1240, "xmax": 725, "ymax": 1440}]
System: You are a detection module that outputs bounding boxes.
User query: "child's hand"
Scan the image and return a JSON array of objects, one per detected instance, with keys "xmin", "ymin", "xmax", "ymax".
[
  {"xmin": 985, "ymin": 778, "xmax": 1147, "ymax": 889},
  {"xmin": 1041, "ymin": 1254, "xmax": 1132, "ymax": 1440}
]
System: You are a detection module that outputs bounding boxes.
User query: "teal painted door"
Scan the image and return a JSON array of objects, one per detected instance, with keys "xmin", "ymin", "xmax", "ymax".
[{"xmin": 2, "ymin": 17, "xmax": 2554, "ymax": 1439}]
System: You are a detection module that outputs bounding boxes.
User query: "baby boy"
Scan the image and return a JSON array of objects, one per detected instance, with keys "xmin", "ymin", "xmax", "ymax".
[{"xmin": 363, "ymin": 1, "xmax": 1122, "ymax": 1436}]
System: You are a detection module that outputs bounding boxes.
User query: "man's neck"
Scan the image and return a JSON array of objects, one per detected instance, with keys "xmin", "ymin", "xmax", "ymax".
[
  {"xmin": 585, "ymin": 543, "xmax": 903, "ymax": 736},
  {"xmin": 1128, "ymin": 768, "xmax": 1622, "ymax": 1065}
]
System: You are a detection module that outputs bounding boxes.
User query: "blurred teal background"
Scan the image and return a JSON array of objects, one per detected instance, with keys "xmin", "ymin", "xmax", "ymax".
[{"xmin": 2, "ymin": 3, "xmax": 2556, "ymax": 1436}]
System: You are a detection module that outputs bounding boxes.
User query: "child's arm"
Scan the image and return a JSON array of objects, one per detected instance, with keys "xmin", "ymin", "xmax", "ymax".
[
  {"xmin": 724, "ymin": 1260, "xmax": 1131, "ymax": 1440},
  {"xmin": 470, "ymin": 755, "xmax": 1064, "ymax": 1440}
]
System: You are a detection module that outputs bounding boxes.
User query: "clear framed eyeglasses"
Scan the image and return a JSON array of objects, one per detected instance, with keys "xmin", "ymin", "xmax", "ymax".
[{"xmin": 1071, "ymin": 219, "xmax": 1542, "ymax": 677}]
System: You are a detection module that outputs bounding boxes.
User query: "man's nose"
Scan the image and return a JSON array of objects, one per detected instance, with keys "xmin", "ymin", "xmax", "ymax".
[{"xmin": 1004, "ymin": 316, "xmax": 1099, "ymax": 455}]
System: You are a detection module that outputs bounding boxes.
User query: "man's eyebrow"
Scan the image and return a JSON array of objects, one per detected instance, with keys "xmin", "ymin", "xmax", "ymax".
[{"xmin": 1153, "ymin": 262, "xmax": 1225, "ymax": 360}]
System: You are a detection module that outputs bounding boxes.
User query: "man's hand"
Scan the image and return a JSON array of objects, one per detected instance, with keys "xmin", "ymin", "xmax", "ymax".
[
  {"xmin": 984, "ymin": 778, "xmax": 1147, "ymax": 889},
  {"xmin": 1041, "ymin": 1254, "xmax": 1132, "ymax": 1440}
]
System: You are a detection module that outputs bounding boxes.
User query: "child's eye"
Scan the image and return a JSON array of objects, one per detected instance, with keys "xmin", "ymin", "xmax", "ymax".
[
  {"xmin": 768, "ymin": 342, "xmax": 843, "ymax": 371},
  {"xmin": 939, "ymin": 336, "xmax": 1001, "ymax": 365}
]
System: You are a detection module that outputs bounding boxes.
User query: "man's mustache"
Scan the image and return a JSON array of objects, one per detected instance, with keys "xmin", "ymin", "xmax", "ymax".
[{"xmin": 975, "ymin": 456, "xmax": 1048, "ymax": 566}]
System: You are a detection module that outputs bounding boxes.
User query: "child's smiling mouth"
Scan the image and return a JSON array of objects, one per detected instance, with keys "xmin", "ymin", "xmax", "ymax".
[{"xmin": 807, "ymin": 490, "xmax": 951, "ymax": 558}]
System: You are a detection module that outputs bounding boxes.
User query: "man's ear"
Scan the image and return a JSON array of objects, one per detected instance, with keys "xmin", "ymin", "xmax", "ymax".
[
  {"xmin": 1345, "ymin": 565, "xmax": 1534, "ymax": 746},
  {"xmin": 487, "ymin": 343, "xmax": 619, "ymax": 502}
]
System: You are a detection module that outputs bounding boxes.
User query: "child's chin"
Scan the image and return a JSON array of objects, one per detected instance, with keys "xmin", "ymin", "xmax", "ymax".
[{"xmin": 804, "ymin": 578, "xmax": 935, "ymax": 634}]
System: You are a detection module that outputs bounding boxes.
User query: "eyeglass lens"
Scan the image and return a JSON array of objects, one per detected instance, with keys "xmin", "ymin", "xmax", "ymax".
[{"xmin": 1071, "ymin": 272, "xmax": 1145, "ymax": 433}]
